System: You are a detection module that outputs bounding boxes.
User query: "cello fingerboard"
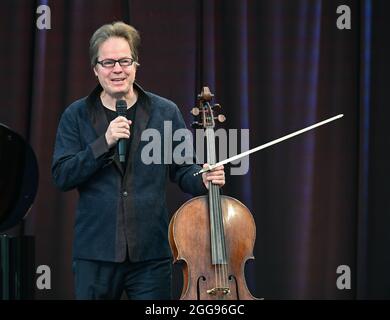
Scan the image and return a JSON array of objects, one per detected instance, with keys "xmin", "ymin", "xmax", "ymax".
[{"xmin": 205, "ymin": 127, "xmax": 228, "ymax": 265}]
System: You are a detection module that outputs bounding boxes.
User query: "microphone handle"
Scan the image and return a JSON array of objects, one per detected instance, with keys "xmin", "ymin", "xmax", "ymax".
[
  {"xmin": 118, "ymin": 139, "xmax": 126, "ymax": 163},
  {"xmin": 116, "ymin": 103, "xmax": 127, "ymax": 164}
]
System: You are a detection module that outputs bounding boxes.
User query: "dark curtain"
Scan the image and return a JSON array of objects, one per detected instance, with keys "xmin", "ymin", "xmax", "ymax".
[{"xmin": 0, "ymin": 0, "xmax": 388, "ymax": 299}]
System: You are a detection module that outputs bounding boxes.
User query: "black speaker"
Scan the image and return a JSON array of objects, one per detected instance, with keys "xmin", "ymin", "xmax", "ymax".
[
  {"xmin": 0, "ymin": 123, "xmax": 38, "ymax": 300},
  {"xmin": 0, "ymin": 235, "xmax": 35, "ymax": 299}
]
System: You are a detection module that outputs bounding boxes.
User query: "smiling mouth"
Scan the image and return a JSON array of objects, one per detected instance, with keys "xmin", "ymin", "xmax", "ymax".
[{"xmin": 111, "ymin": 78, "xmax": 126, "ymax": 82}]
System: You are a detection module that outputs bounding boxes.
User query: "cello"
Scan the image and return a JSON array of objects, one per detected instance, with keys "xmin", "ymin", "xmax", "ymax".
[{"xmin": 168, "ymin": 87, "xmax": 258, "ymax": 300}]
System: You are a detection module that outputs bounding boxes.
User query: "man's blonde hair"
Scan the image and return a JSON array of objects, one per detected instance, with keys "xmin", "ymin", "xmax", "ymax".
[{"xmin": 89, "ymin": 21, "xmax": 140, "ymax": 68}]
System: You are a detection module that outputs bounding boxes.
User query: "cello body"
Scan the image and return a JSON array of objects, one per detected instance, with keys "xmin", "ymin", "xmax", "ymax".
[
  {"xmin": 168, "ymin": 87, "xmax": 258, "ymax": 300},
  {"xmin": 169, "ymin": 195, "xmax": 257, "ymax": 300}
]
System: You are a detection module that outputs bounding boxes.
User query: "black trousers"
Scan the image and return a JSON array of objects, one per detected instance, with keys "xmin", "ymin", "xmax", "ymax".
[{"xmin": 72, "ymin": 256, "xmax": 172, "ymax": 300}]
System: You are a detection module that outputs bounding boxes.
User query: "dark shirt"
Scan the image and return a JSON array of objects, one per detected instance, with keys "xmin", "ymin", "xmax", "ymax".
[{"xmin": 99, "ymin": 97, "xmax": 137, "ymax": 170}]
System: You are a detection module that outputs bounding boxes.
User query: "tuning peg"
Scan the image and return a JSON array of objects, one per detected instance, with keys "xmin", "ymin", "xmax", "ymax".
[
  {"xmin": 216, "ymin": 114, "xmax": 226, "ymax": 123},
  {"xmin": 191, "ymin": 107, "xmax": 200, "ymax": 116},
  {"xmin": 213, "ymin": 103, "xmax": 222, "ymax": 109}
]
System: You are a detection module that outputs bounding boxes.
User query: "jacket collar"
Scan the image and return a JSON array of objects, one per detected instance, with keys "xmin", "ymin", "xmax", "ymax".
[{"xmin": 86, "ymin": 83, "xmax": 152, "ymax": 175}]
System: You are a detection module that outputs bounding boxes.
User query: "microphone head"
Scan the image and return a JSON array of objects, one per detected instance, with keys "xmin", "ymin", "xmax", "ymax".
[{"xmin": 116, "ymin": 100, "xmax": 127, "ymax": 116}]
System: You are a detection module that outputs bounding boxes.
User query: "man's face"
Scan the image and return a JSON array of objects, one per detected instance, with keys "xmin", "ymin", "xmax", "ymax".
[{"xmin": 94, "ymin": 37, "xmax": 137, "ymax": 98}]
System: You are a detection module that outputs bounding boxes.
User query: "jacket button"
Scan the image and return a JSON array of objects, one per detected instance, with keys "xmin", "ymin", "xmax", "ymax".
[{"xmin": 123, "ymin": 191, "xmax": 128, "ymax": 197}]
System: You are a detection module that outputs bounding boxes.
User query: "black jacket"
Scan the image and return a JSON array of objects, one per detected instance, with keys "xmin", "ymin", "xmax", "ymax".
[{"xmin": 52, "ymin": 83, "xmax": 207, "ymax": 262}]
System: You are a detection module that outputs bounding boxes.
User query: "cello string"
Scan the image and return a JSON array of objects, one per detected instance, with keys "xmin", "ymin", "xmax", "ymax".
[
  {"xmin": 206, "ymin": 127, "xmax": 218, "ymax": 292},
  {"xmin": 217, "ymin": 187, "xmax": 228, "ymax": 291},
  {"xmin": 209, "ymin": 125, "xmax": 228, "ymax": 293},
  {"xmin": 216, "ymin": 185, "xmax": 225, "ymax": 293},
  {"xmin": 213, "ymin": 137, "xmax": 222, "ymax": 292},
  {"xmin": 216, "ymin": 184, "xmax": 228, "ymax": 292},
  {"xmin": 211, "ymin": 181, "xmax": 218, "ymax": 293},
  {"xmin": 216, "ymin": 157, "xmax": 229, "ymax": 291},
  {"xmin": 206, "ymin": 106, "xmax": 230, "ymax": 295},
  {"xmin": 214, "ymin": 185, "xmax": 222, "ymax": 292},
  {"xmin": 208, "ymin": 126, "xmax": 225, "ymax": 293},
  {"xmin": 210, "ymin": 128, "xmax": 222, "ymax": 292},
  {"xmin": 209, "ymin": 117, "xmax": 228, "ymax": 294}
]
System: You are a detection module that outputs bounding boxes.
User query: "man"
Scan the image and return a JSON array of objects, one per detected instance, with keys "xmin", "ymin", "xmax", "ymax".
[{"xmin": 52, "ymin": 21, "xmax": 225, "ymax": 300}]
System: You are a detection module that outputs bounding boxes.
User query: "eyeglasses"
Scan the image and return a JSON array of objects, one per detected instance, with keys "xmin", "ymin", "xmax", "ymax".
[{"xmin": 96, "ymin": 57, "xmax": 140, "ymax": 68}]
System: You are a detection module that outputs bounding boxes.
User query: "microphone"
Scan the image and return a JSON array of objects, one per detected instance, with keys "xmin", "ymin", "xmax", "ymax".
[{"xmin": 115, "ymin": 100, "xmax": 127, "ymax": 163}]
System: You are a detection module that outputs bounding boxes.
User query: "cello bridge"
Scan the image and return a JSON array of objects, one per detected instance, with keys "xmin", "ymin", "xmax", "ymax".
[{"xmin": 207, "ymin": 287, "xmax": 231, "ymax": 296}]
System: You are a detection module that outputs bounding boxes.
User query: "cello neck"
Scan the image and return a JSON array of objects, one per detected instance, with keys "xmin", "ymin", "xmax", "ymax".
[
  {"xmin": 197, "ymin": 92, "xmax": 227, "ymax": 266},
  {"xmin": 205, "ymin": 125, "xmax": 226, "ymax": 265},
  {"xmin": 205, "ymin": 127, "xmax": 220, "ymax": 198}
]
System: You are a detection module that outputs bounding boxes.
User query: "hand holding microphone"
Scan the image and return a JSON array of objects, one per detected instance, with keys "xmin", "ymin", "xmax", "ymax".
[{"xmin": 105, "ymin": 100, "xmax": 131, "ymax": 163}]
